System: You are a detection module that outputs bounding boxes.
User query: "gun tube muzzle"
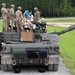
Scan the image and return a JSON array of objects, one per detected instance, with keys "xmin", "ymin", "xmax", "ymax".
[{"xmin": 57, "ymin": 25, "xmax": 75, "ymax": 35}]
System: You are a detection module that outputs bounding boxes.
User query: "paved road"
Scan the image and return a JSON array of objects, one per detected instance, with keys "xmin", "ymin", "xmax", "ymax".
[
  {"xmin": 46, "ymin": 17, "xmax": 75, "ymax": 20},
  {"xmin": 47, "ymin": 22, "xmax": 75, "ymax": 27},
  {"xmin": 0, "ymin": 58, "xmax": 71, "ymax": 75},
  {"xmin": 46, "ymin": 17, "xmax": 75, "ymax": 27}
]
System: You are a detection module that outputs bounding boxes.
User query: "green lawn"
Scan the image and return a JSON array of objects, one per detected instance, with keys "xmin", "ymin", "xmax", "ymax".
[
  {"xmin": 45, "ymin": 18, "xmax": 75, "ymax": 22},
  {"xmin": 47, "ymin": 26, "xmax": 75, "ymax": 75},
  {"xmin": 0, "ymin": 21, "xmax": 3, "ymax": 31}
]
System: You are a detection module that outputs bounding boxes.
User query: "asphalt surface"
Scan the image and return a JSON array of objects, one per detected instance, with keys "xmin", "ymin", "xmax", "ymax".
[
  {"xmin": 47, "ymin": 22, "xmax": 75, "ymax": 27},
  {"xmin": 0, "ymin": 58, "xmax": 71, "ymax": 75}
]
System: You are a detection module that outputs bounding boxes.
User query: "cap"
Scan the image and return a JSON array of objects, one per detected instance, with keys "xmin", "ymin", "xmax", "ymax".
[
  {"xmin": 34, "ymin": 7, "xmax": 38, "ymax": 11},
  {"xmin": 2, "ymin": 3, "xmax": 6, "ymax": 7},
  {"xmin": 18, "ymin": 6, "xmax": 22, "ymax": 10},
  {"xmin": 11, "ymin": 4, "xmax": 15, "ymax": 8},
  {"xmin": 41, "ymin": 18, "xmax": 45, "ymax": 21}
]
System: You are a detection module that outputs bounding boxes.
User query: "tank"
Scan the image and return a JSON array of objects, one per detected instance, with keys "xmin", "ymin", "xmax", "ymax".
[{"xmin": 0, "ymin": 24, "xmax": 75, "ymax": 73}]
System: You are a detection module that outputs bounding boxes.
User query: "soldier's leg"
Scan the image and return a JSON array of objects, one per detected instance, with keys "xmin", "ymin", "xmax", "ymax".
[
  {"xmin": 11, "ymin": 18, "xmax": 15, "ymax": 30},
  {"xmin": 7, "ymin": 19, "xmax": 11, "ymax": 30},
  {"xmin": 19, "ymin": 22, "xmax": 23, "ymax": 31},
  {"xmin": 16, "ymin": 21, "xmax": 20, "ymax": 32},
  {"xmin": 3, "ymin": 19, "xmax": 8, "ymax": 31},
  {"xmin": 18, "ymin": 21, "xmax": 23, "ymax": 32},
  {"xmin": 5, "ymin": 19, "xmax": 8, "ymax": 31},
  {"xmin": 3, "ymin": 20, "xmax": 5, "ymax": 31}
]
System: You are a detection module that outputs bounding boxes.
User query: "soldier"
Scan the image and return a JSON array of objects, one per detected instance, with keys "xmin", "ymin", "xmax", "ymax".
[
  {"xmin": 7, "ymin": 8, "xmax": 11, "ymax": 30},
  {"xmin": 34, "ymin": 7, "xmax": 40, "ymax": 22},
  {"xmin": 9, "ymin": 4, "xmax": 15, "ymax": 30},
  {"xmin": 1, "ymin": 3, "xmax": 8, "ymax": 31},
  {"xmin": 15, "ymin": 6, "xmax": 23, "ymax": 32}
]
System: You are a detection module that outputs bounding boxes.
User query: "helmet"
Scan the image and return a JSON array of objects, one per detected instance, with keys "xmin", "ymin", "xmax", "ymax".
[
  {"xmin": 34, "ymin": 7, "xmax": 38, "ymax": 11},
  {"xmin": 11, "ymin": 4, "xmax": 15, "ymax": 8},
  {"xmin": 2, "ymin": 3, "xmax": 6, "ymax": 7},
  {"xmin": 41, "ymin": 18, "xmax": 45, "ymax": 21},
  {"xmin": 18, "ymin": 6, "xmax": 22, "ymax": 10}
]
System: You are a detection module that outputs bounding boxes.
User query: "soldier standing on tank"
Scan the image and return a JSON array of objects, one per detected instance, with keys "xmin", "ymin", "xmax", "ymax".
[
  {"xmin": 15, "ymin": 6, "xmax": 23, "ymax": 32},
  {"xmin": 9, "ymin": 4, "xmax": 15, "ymax": 31},
  {"xmin": 34, "ymin": 7, "xmax": 40, "ymax": 22},
  {"xmin": 1, "ymin": 3, "xmax": 8, "ymax": 31},
  {"xmin": 7, "ymin": 8, "xmax": 11, "ymax": 30}
]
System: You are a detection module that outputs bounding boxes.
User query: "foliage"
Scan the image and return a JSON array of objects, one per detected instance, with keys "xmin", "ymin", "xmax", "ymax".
[
  {"xmin": 45, "ymin": 18, "xmax": 75, "ymax": 22},
  {"xmin": 0, "ymin": 0, "xmax": 75, "ymax": 17}
]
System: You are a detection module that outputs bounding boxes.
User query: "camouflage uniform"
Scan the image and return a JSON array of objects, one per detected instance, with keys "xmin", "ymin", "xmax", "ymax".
[
  {"xmin": 1, "ymin": 3, "xmax": 8, "ymax": 31},
  {"xmin": 15, "ymin": 6, "xmax": 23, "ymax": 32},
  {"xmin": 34, "ymin": 7, "xmax": 40, "ymax": 22},
  {"xmin": 7, "ymin": 8, "xmax": 10, "ymax": 27},
  {"xmin": 9, "ymin": 4, "xmax": 15, "ymax": 30}
]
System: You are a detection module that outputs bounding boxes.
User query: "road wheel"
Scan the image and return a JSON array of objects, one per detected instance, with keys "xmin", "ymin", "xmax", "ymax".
[
  {"xmin": 48, "ymin": 64, "xmax": 53, "ymax": 71},
  {"xmin": 13, "ymin": 66, "xmax": 21, "ymax": 73},
  {"xmin": 1, "ymin": 64, "xmax": 8, "ymax": 71},
  {"xmin": 1, "ymin": 64, "xmax": 13, "ymax": 71},
  {"xmin": 48, "ymin": 64, "xmax": 58, "ymax": 71},
  {"xmin": 7, "ymin": 64, "xmax": 13, "ymax": 71},
  {"xmin": 53, "ymin": 64, "xmax": 58, "ymax": 71},
  {"xmin": 39, "ymin": 67, "xmax": 45, "ymax": 73}
]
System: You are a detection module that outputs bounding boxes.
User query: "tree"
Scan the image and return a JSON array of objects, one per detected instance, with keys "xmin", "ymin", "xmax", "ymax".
[{"xmin": 0, "ymin": 0, "xmax": 75, "ymax": 17}]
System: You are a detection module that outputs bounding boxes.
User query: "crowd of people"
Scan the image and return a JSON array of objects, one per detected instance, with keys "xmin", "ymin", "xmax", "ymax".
[{"xmin": 1, "ymin": 3, "xmax": 40, "ymax": 32}]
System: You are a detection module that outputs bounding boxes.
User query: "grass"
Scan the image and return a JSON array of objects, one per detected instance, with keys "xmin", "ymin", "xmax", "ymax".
[
  {"xmin": 46, "ymin": 19, "xmax": 75, "ymax": 22},
  {"xmin": 0, "ymin": 22, "xmax": 3, "ymax": 31},
  {"xmin": 44, "ymin": 18, "xmax": 75, "ymax": 22},
  {"xmin": 47, "ymin": 26, "xmax": 75, "ymax": 75}
]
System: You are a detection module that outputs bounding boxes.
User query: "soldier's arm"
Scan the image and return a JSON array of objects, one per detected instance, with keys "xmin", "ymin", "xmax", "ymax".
[
  {"xmin": 3, "ymin": 8, "xmax": 8, "ymax": 14},
  {"xmin": 20, "ymin": 12, "xmax": 23, "ymax": 19},
  {"xmin": 11, "ymin": 9, "xmax": 15, "ymax": 16},
  {"xmin": 1, "ymin": 8, "xmax": 4, "ymax": 13},
  {"xmin": 37, "ymin": 11, "xmax": 40, "ymax": 18},
  {"xmin": 1, "ymin": 8, "xmax": 7, "ymax": 14},
  {"xmin": 34, "ymin": 12, "xmax": 37, "ymax": 18}
]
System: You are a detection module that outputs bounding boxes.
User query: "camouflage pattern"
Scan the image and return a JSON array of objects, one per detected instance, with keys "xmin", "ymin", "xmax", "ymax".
[
  {"xmin": 7, "ymin": 8, "xmax": 10, "ymax": 27},
  {"xmin": 9, "ymin": 4, "xmax": 15, "ymax": 30},
  {"xmin": 34, "ymin": 7, "xmax": 40, "ymax": 22},
  {"xmin": 1, "ymin": 3, "xmax": 8, "ymax": 31},
  {"xmin": 15, "ymin": 6, "xmax": 23, "ymax": 32}
]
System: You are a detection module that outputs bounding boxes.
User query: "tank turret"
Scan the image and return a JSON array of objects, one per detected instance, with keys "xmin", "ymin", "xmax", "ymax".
[{"xmin": 41, "ymin": 25, "xmax": 75, "ymax": 43}]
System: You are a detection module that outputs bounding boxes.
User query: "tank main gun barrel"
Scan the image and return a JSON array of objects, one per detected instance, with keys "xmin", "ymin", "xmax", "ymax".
[{"xmin": 57, "ymin": 25, "xmax": 75, "ymax": 35}]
